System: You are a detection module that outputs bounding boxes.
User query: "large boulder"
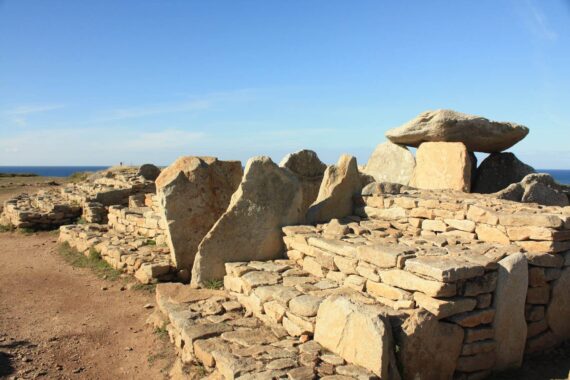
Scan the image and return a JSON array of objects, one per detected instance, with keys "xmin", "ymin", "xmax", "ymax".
[
  {"xmin": 279, "ymin": 150, "xmax": 327, "ymax": 217},
  {"xmin": 410, "ymin": 142, "xmax": 472, "ymax": 192},
  {"xmin": 396, "ymin": 310, "xmax": 464, "ymax": 380},
  {"xmin": 363, "ymin": 141, "xmax": 416, "ymax": 185},
  {"xmin": 385, "ymin": 109, "xmax": 529, "ymax": 153},
  {"xmin": 138, "ymin": 163, "xmax": 162, "ymax": 181},
  {"xmin": 306, "ymin": 154, "xmax": 362, "ymax": 224},
  {"xmin": 473, "ymin": 153, "xmax": 535, "ymax": 194},
  {"xmin": 522, "ymin": 182, "xmax": 569, "ymax": 206},
  {"xmin": 547, "ymin": 267, "xmax": 570, "ymax": 342},
  {"xmin": 314, "ymin": 295, "xmax": 400, "ymax": 379},
  {"xmin": 156, "ymin": 157, "xmax": 242, "ymax": 271},
  {"xmin": 191, "ymin": 156, "xmax": 303, "ymax": 286},
  {"xmin": 492, "ymin": 252, "xmax": 528, "ymax": 371}
]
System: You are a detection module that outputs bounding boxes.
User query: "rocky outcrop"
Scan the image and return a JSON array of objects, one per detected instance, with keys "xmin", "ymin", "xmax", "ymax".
[
  {"xmin": 156, "ymin": 157, "xmax": 243, "ymax": 271},
  {"xmin": 396, "ymin": 310, "xmax": 464, "ymax": 380},
  {"xmin": 314, "ymin": 295, "xmax": 400, "ymax": 379},
  {"xmin": 410, "ymin": 142, "xmax": 472, "ymax": 192},
  {"xmin": 191, "ymin": 156, "xmax": 303, "ymax": 286},
  {"xmin": 493, "ymin": 173, "xmax": 569, "ymax": 206},
  {"xmin": 492, "ymin": 253, "xmax": 528, "ymax": 371},
  {"xmin": 363, "ymin": 141, "xmax": 416, "ymax": 185},
  {"xmin": 385, "ymin": 109, "xmax": 529, "ymax": 153},
  {"xmin": 279, "ymin": 150, "xmax": 327, "ymax": 217},
  {"xmin": 306, "ymin": 154, "xmax": 362, "ymax": 224},
  {"xmin": 473, "ymin": 153, "xmax": 535, "ymax": 194}
]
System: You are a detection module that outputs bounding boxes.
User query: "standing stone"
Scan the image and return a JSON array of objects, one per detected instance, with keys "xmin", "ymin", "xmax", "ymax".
[
  {"xmin": 473, "ymin": 153, "xmax": 535, "ymax": 194},
  {"xmin": 156, "ymin": 157, "xmax": 243, "ymax": 272},
  {"xmin": 138, "ymin": 163, "xmax": 162, "ymax": 181},
  {"xmin": 280, "ymin": 150, "xmax": 327, "ymax": 217},
  {"xmin": 547, "ymin": 267, "xmax": 570, "ymax": 342},
  {"xmin": 306, "ymin": 155, "xmax": 362, "ymax": 224},
  {"xmin": 396, "ymin": 310, "xmax": 464, "ymax": 380},
  {"xmin": 385, "ymin": 109, "xmax": 529, "ymax": 153},
  {"xmin": 492, "ymin": 252, "xmax": 528, "ymax": 371},
  {"xmin": 363, "ymin": 141, "xmax": 415, "ymax": 186},
  {"xmin": 191, "ymin": 156, "xmax": 303, "ymax": 286},
  {"xmin": 314, "ymin": 295, "xmax": 400, "ymax": 379},
  {"xmin": 410, "ymin": 142, "xmax": 472, "ymax": 192}
]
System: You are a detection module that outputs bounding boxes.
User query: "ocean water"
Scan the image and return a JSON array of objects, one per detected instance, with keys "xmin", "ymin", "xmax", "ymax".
[
  {"xmin": 0, "ymin": 166, "xmax": 109, "ymax": 177},
  {"xmin": 540, "ymin": 170, "xmax": 570, "ymax": 185}
]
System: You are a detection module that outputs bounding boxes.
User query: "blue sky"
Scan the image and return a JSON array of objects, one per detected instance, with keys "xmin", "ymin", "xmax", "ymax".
[{"xmin": 1, "ymin": 1, "xmax": 569, "ymax": 168}]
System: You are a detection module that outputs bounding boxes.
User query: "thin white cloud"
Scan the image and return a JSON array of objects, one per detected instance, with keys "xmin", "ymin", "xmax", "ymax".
[
  {"xmin": 522, "ymin": 0, "xmax": 558, "ymax": 41},
  {"xmin": 4, "ymin": 104, "xmax": 65, "ymax": 115}
]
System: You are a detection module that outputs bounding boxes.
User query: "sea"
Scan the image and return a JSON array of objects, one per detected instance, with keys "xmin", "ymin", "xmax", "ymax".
[{"xmin": 0, "ymin": 166, "xmax": 569, "ymax": 184}]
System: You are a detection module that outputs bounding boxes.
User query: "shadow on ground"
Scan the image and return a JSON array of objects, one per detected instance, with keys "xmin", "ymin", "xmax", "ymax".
[
  {"xmin": 489, "ymin": 342, "xmax": 570, "ymax": 380},
  {"xmin": 0, "ymin": 339, "xmax": 34, "ymax": 377}
]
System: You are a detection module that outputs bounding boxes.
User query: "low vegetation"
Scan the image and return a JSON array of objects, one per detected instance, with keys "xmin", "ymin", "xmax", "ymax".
[
  {"xmin": 68, "ymin": 171, "xmax": 90, "ymax": 183},
  {"xmin": 57, "ymin": 243, "xmax": 122, "ymax": 281},
  {"xmin": 203, "ymin": 279, "xmax": 223, "ymax": 289},
  {"xmin": 0, "ymin": 172, "xmax": 38, "ymax": 178}
]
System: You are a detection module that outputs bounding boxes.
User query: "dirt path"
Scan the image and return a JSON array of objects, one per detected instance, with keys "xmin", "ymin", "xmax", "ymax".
[{"xmin": 0, "ymin": 231, "xmax": 174, "ymax": 379}]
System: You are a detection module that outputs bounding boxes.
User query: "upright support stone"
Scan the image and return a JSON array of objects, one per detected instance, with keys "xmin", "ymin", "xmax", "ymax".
[
  {"xmin": 306, "ymin": 154, "xmax": 362, "ymax": 224},
  {"xmin": 546, "ymin": 267, "xmax": 570, "ymax": 342},
  {"xmin": 410, "ymin": 142, "xmax": 472, "ymax": 192},
  {"xmin": 279, "ymin": 149, "xmax": 327, "ymax": 218},
  {"xmin": 492, "ymin": 252, "xmax": 528, "ymax": 371},
  {"xmin": 363, "ymin": 141, "xmax": 416, "ymax": 186},
  {"xmin": 191, "ymin": 156, "xmax": 303, "ymax": 286},
  {"xmin": 156, "ymin": 157, "xmax": 242, "ymax": 272}
]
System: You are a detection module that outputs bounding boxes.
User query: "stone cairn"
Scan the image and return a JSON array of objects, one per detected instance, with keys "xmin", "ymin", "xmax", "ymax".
[{"xmin": 3, "ymin": 110, "xmax": 570, "ymax": 379}]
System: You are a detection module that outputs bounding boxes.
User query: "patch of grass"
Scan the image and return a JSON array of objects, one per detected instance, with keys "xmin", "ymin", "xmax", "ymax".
[
  {"xmin": 58, "ymin": 242, "xmax": 122, "ymax": 281},
  {"xmin": 203, "ymin": 279, "xmax": 223, "ymax": 290},
  {"xmin": 131, "ymin": 283, "xmax": 156, "ymax": 293},
  {"xmin": 0, "ymin": 173, "xmax": 38, "ymax": 177},
  {"xmin": 0, "ymin": 224, "xmax": 15, "ymax": 233},
  {"xmin": 19, "ymin": 227, "xmax": 36, "ymax": 235},
  {"xmin": 195, "ymin": 364, "xmax": 207, "ymax": 377},
  {"xmin": 68, "ymin": 171, "xmax": 90, "ymax": 183},
  {"xmin": 144, "ymin": 239, "xmax": 156, "ymax": 246},
  {"xmin": 153, "ymin": 325, "xmax": 169, "ymax": 340},
  {"xmin": 76, "ymin": 217, "xmax": 87, "ymax": 225}
]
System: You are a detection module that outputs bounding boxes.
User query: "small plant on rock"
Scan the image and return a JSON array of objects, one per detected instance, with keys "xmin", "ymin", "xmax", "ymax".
[{"xmin": 203, "ymin": 279, "xmax": 223, "ymax": 290}]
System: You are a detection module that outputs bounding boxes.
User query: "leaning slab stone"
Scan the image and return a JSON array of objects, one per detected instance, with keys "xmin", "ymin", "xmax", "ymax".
[
  {"xmin": 473, "ymin": 152, "xmax": 535, "ymax": 194},
  {"xmin": 492, "ymin": 252, "xmax": 528, "ymax": 371},
  {"xmin": 546, "ymin": 267, "xmax": 570, "ymax": 342},
  {"xmin": 314, "ymin": 295, "xmax": 400, "ymax": 379},
  {"xmin": 363, "ymin": 141, "xmax": 415, "ymax": 185},
  {"xmin": 156, "ymin": 156, "xmax": 242, "ymax": 271},
  {"xmin": 280, "ymin": 149, "xmax": 327, "ymax": 217},
  {"xmin": 306, "ymin": 155, "xmax": 362, "ymax": 224},
  {"xmin": 191, "ymin": 156, "xmax": 303, "ymax": 286},
  {"xmin": 385, "ymin": 109, "xmax": 529, "ymax": 153},
  {"xmin": 396, "ymin": 310, "xmax": 464, "ymax": 380},
  {"xmin": 410, "ymin": 142, "xmax": 472, "ymax": 192}
]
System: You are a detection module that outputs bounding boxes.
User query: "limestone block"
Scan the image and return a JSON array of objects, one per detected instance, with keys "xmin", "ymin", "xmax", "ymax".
[
  {"xmin": 314, "ymin": 295, "xmax": 399, "ymax": 378},
  {"xmin": 363, "ymin": 141, "xmax": 415, "ymax": 185},
  {"xmin": 410, "ymin": 142, "xmax": 472, "ymax": 192},
  {"xmin": 546, "ymin": 267, "xmax": 570, "ymax": 342},
  {"xmin": 191, "ymin": 156, "xmax": 303, "ymax": 286}
]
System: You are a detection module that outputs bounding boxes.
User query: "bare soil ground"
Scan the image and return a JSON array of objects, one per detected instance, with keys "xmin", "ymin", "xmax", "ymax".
[
  {"xmin": 0, "ymin": 175, "xmax": 64, "ymax": 206},
  {"xmin": 0, "ymin": 231, "xmax": 175, "ymax": 379}
]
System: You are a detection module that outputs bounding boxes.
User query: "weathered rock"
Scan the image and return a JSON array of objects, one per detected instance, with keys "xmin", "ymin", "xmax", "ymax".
[
  {"xmin": 361, "ymin": 182, "xmax": 409, "ymax": 196},
  {"xmin": 396, "ymin": 310, "xmax": 464, "ymax": 380},
  {"xmin": 191, "ymin": 156, "xmax": 303, "ymax": 286},
  {"xmin": 546, "ymin": 267, "xmax": 570, "ymax": 342},
  {"xmin": 494, "ymin": 183, "xmax": 524, "ymax": 202},
  {"xmin": 522, "ymin": 182, "xmax": 569, "ymax": 207},
  {"xmin": 306, "ymin": 155, "xmax": 362, "ymax": 224},
  {"xmin": 156, "ymin": 156, "xmax": 242, "ymax": 271},
  {"xmin": 363, "ymin": 142, "xmax": 415, "ymax": 185},
  {"xmin": 492, "ymin": 252, "xmax": 528, "ymax": 371},
  {"xmin": 314, "ymin": 295, "xmax": 399, "ymax": 379},
  {"xmin": 410, "ymin": 142, "xmax": 472, "ymax": 192},
  {"xmin": 385, "ymin": 109, "xmax": 529, "ymax": 153},
  {"xmin": 473, "ymin": 153, "xmax": 535, "ymax": 194},
  {"xmin": 280, "ymin": 150, "xmax": 327, "ymax": 217},
  {"xmin": 138, "ymin": 163, "xmax": 162, "ymax": 181}
]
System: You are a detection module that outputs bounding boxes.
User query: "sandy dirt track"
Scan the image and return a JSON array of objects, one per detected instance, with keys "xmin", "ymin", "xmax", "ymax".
[{"xmin": 0, "ymin": 231, "xmax": 174, "ymax": 379}]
